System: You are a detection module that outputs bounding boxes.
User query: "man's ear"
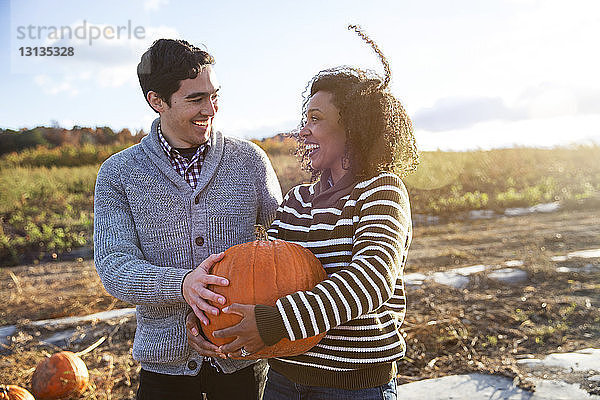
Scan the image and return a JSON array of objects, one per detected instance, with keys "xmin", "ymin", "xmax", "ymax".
[{"xmin": 147, "ymin": 91, "xmax": 166, "ymax": 113}]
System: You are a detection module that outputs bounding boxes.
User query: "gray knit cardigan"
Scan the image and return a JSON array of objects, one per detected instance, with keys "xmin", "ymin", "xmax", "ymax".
[{"xmin": 94, "ymin": 118, "xmax": 282, "ymax": 375}]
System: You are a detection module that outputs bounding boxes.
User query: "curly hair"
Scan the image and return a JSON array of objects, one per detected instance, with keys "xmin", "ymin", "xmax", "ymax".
[
  {"xmin": 137, "ymin": 39, "xmax": 215, "ymax": 110},
  {"xmin": 290, "ymin": 25, "xmax": 419, "ymax": 179}
]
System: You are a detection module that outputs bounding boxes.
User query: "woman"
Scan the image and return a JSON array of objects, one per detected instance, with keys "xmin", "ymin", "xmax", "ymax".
[{"xmin": 188, "ymin": 28, "xmax": 419, "ymax": 399}]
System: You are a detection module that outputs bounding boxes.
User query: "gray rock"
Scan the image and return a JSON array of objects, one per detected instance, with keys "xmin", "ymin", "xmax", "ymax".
[
  {"xmin": 469, "ymin": 210, "xmax": 496, "ymax": 219},
  {"xmin": 413, "ymin": 214, "xmax": 441, "ymax": 226},
  {"xmin": 28, "ymin": 308, "xmax": 136, "ymax": 328},
  {"xmin": 452, "ymin": 265, "xmax": 491, "ymax": 275},
  {"xmin": 432, "ymin": 271, "xmax": 470, "ymax": 289},
  {"xmin": 557, "ymin": 264, "xmax": 599, "ymax": 273},
  {"xmin": 396, "ymin": 374, "xmax": 523, "ymax": 399},
  {"xmin": 505, "ymin": 260, "xmax": 525, "ymax": 267},
  {"xmin": 431, "ymin": 265, "xmax": 492, "ymax": 289},
  {"xmin": 517, "ymin": 348, "xmax": 600, "ymax": 372},
  {"xmin": 488, "ymin": 268, "xmax": 528, "ymax": 284},
  {"xmin": 529, "ymin": 202, "xmax": 561, "ymax": 213},
  {"xmin": 0, "ymin": 325, "xmax": 17, "ymax": 347},
  {"xmin": 505, "ymin": 202, "xmax": 560, "ymax": 217},
  {"xmin": 567, "ymin": 249, "xmax": 600, "ymax": 259},
  {"xmin": 533, "ymin": 379, "xmax": 600, "ymax": 399},
  {"xmin": 43, "ymin": 329, "xmax": 77, "ymax": 346},
  {"xmin": 396, "ymin": 373, "xmax": 599, "ymax": 399},
  {"xmin": 405, "ymin": 273, "xmax": 427, "ymax": 286},
  {"xmin": 551, "ymin": 248, "xmax": 600, "ymax": 263}
]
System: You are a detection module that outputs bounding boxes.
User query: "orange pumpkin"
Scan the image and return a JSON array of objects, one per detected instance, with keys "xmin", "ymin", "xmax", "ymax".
[
  {"xmin": 31, "ymin": 351, "xmax": 89, "ymax": 400},
  {"xmin": 0, "ymin": 385, "xmax": 35, "ymax": 400},
  {"xmin": 202, "ymin": 228, "xmax": 327, "ymax": 359}
]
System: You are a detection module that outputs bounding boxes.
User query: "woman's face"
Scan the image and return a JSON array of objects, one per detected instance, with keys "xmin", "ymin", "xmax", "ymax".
[{"xmin": 300, "ymin": 90, "xmax": 348, "ymax": 182}]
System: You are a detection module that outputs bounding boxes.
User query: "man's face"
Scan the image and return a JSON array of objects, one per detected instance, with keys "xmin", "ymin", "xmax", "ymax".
[{"xmin": 158, "ymin": 65, "xmax": 220, "ymax": 147}]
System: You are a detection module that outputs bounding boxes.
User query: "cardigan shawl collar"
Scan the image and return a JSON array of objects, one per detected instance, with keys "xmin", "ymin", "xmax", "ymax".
[{"xmin": 140, "ymin": 118, "xmax": 224, "ymax": 194}]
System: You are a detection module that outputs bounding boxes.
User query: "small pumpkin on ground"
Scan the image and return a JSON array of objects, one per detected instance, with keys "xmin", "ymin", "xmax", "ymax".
[
  {"xmin": 31, "ymin": 351, "xmax": 89, "ymax": 400},
  {"xmin": 202, "ymin": 225, "xmax": 327, "ymax": 359},
  {"xmin": 0, "ymin": 385, "xmax": 35, "ymax": 400}
]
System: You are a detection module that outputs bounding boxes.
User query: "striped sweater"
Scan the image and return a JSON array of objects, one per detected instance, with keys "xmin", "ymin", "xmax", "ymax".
[{"xmin": 256, "ymin": 172, "xmax": 412, "ymax": 389}]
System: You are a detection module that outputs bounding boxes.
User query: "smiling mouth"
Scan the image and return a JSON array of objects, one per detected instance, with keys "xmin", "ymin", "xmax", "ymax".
[
  {"xmin": 305, "ymin": 143, "xmax": 320, "ymax": 155},
  {"xmin": 192, "ymin": 119, "xmax": 210, "ymax": 128}
]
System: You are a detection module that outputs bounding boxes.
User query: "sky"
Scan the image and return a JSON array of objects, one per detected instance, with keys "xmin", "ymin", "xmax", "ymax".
[{"xmin": 0, "ymin": 0, "xmax": 599, "ymax": 151}]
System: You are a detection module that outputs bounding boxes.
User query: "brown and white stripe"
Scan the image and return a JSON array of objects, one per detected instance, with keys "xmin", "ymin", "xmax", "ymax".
[{"xmin": 267, "ymin": 172, "xmax": 412, "ymax": 376}]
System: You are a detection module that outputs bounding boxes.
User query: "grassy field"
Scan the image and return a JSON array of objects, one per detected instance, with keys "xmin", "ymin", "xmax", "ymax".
[
  {"xmin": 1, "ymin": 139, "xmax": 599, "ymax": 266},
  {"xmin": 405, "ymin": 146, "xmax": 600, "ymax": 214},
  {"xmin": 0, "ymin": 165, "xmax": 98, "ymax": 265}
]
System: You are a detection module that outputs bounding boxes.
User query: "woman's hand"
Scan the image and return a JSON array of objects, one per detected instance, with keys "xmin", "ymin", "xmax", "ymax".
[
  {"xmin": 213, "ymin": 304, "xmax": 267, "ymax": 358},
  {"xmin": 185, "ymin": 312, "xmax": 227, "ymax": 359}
]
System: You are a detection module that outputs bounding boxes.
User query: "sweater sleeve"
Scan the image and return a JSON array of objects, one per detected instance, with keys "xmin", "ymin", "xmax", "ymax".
[
  {"xmin": 93, "ymin": 156, "xmax": 189, "ymax": 305},
  {"xmin": 255, "ymin": 304, "xmax": 287, "ymax": 345},
  {"xmin": 263, "ymin": 174, "xmax": 411, "ymax": 341}
]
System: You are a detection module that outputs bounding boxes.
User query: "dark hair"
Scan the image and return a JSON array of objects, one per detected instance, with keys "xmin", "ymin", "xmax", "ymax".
[
  {"xmin": 137, "ymin": 39, "xmax": 215, "ymax": 110},
  {"xmin": 291, "ymin": 26, "xmax": 419, "ymax": 179}
]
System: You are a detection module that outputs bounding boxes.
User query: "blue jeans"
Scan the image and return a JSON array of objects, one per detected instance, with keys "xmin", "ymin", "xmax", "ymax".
[{"xmin": 263, "ymin": 368, "xmax": 397, "ymax": 400}]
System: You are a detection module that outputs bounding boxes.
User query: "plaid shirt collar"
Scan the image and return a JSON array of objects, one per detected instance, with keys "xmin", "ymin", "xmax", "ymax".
[{"xmin": 157, "ymin": 122, "xmax": 210, "ymax": 189}]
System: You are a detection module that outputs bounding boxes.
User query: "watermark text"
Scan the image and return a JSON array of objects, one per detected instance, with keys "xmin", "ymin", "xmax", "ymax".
[{"xmin": 15, "ymin": 20, "xmax": 145, "ymax": 46}]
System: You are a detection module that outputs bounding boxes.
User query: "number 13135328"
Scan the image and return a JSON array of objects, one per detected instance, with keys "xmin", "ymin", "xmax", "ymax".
[{"xmin": 19, "ymin": 47, "xmax": 74, "ymax": 56}]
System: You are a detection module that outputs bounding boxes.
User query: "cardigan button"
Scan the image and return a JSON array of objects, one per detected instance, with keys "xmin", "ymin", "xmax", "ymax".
[
  {"xmin": 187, "ymin": 360, "xmax": 198, "ymax": 370},
  {"xmin": 195, "ymin": 236, "xmax": 204, "ymax": 246},
  {"xmin": 195, "ymin": 194, "xmax": 200, "ymax": 204}
]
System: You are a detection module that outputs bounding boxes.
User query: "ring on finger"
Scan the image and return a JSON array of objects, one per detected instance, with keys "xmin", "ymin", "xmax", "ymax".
[{"xmin": 240, "ymin": 347, "xmax": 251, "ymax": 357}]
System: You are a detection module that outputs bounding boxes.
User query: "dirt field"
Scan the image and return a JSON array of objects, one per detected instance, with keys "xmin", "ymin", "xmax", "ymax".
[{"xmin": 1, "ymin": 207, "xmax": 599, "ymax": 399}]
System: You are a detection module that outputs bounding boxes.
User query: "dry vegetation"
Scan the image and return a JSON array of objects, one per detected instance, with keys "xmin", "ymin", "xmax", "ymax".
[
  {"xmin": 1, "ymin": 208, "xmax": 599, "ymax": 398},
  {"xmin": 398, "ymin": 208, "xmax": 600, "ymax": 395}
]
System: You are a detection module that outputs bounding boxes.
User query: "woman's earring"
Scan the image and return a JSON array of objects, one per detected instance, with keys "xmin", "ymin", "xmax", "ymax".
[{"xmin": 341, "ymin": 144, "xmax": 350, "ymax": 170}]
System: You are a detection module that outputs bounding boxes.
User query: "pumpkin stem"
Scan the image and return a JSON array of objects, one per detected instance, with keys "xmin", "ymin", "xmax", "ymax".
[{"xmin": 254, "ymin": 224, "xmax": 269, "ymax": 241}]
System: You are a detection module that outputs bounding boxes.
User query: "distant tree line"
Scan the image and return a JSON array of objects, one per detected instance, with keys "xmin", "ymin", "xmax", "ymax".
[{"xmin": 0, "ymin": 126, "xmax": 146, "ymax": 155}]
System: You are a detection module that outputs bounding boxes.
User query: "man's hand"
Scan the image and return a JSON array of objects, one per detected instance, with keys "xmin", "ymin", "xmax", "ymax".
[
  {"xmin": 214, "ymin": 303, "xmax": 266, "ymax": 358},
  {"xmin": 182, "ymin": 252, "xmax": 229, "ymax": 326},
  {"xmin": 186, "ymin": 312, "xmax": 227, "ymax": 359}
]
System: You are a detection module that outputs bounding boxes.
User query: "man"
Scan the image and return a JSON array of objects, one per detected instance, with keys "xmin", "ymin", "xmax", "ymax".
[{"xmin": 94, "ymin": 39, "xmax": 282, "ymax": 399}]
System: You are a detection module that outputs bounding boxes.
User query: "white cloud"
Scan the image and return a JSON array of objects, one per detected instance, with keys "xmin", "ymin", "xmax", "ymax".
[
  {"xmin": 416, "ymin": 114, "xmax": 600, "ymax": 151},
  {"xmin": 413, "ymin": 96, "xmax": 526, "ymax": 132},
  {"xmin": 413, "ymin": 81, "xmax": 600, "ymax": 133},
  {"xmin": 144, "ymin": 0, "xmax": 169, "ymax": 11},
  {"xmin": 97, "ymin": 65, "xmax": 138, "ymax": 88},
  {"xmin": 34, "ymin": 74, "xmax": 79, "ymax": 96},
  {"xmin": 144, "ymin": 25, "xmax": 181, "ymax": 43}
]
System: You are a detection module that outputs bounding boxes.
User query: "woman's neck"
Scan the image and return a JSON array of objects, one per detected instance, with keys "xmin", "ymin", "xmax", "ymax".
[{"xmin": 329, "ymin": 164, "xmax": 346, "ymax": 185}]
